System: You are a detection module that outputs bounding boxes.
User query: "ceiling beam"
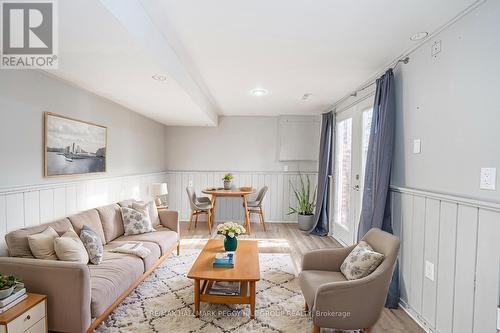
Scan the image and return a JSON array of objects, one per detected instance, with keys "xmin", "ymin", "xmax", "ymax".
[{"xmin": 99, "ymin": 0, "xmax": 219, "ymax": 125}]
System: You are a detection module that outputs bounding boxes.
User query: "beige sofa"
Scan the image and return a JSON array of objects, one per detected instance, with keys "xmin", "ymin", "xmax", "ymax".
[{"xmin": 0, "ymin": 201, "xmax": 180, "ymax": 333}]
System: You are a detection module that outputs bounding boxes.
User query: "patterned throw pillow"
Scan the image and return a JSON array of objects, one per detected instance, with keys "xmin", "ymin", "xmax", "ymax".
[
  {"xmin": 340, "ymin": 241, "xmax": 384, "ymax": 280},
  {"xmin": 132, "ymin": 201, "xmax": 160, "ymax": 227},
  {"xmin": 120, "ymin": 207, "xmax": 155, "ymax": 236},
  {"xmin": 80, "ymin": 225, "xmax": 104, "ymax": 265}
]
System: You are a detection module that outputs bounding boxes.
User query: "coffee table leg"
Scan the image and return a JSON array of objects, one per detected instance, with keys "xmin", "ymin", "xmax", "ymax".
[
  {"xmin": 194, "ymin": 279, "xmax": 200, "ymax": 317},
  {"xmin": 249, "ymin": 281, "xmax": 256, "ymax": 319}
]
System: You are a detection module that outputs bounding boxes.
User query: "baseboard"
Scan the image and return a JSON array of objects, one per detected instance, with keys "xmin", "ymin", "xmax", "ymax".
[{"xmin": 399, "ymin": 301, "xmax": 434, "ymax": 333}]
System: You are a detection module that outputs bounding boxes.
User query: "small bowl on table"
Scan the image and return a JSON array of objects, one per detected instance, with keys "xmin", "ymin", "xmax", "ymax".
[{"xmin": 240, "ymin": 186, "xmax": 253, "ymax": 192}]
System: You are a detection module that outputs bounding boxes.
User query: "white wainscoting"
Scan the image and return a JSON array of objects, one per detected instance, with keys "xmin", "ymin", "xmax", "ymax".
[
  {"xmin": 0, "ymin": 172, "xmax": 168, "ymax": 256},
  {"xmin": 390, "ymin": 186, "xmax": 500, "ymax": 333},
  {"xmin": 165, "ymin": 171, "xmax": 318, "ymax": 223}
]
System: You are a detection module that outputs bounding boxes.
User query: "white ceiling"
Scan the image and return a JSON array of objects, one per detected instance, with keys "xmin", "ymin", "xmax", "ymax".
[{"xmin": 48, "ymin": 0, "xmax": 478, "ymax": 125}]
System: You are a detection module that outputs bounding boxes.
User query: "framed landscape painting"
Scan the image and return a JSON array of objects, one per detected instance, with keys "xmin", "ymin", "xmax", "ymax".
[{"xmin": 44, "ymin": 112, "xmax": 107, "ymax": 177}]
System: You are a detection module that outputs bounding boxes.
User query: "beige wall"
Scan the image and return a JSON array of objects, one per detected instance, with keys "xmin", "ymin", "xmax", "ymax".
[
  {"xmin": 0, "ymin": 70, "xmax": 167, "ymax": 188},
  {"xmin": 164, "ymin": 116, "xmax": 318, "ymax": 173}
]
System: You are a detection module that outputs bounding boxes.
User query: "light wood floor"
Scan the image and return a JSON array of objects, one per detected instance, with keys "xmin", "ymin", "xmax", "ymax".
[{"xmin": 179, "ymin": 221, "xmax": 424, "ymax": 333}]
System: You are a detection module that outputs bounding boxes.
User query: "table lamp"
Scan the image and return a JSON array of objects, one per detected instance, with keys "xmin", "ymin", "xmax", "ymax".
[{"xmin": 150, "ymin": 183, "xmax": 168, "ymax": 207}]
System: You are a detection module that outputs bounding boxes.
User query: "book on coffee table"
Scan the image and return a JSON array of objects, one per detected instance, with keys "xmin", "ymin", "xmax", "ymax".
[
  {"xmin": 207, "ymin": 281, "xmax": 240, "ymax": 296},
  {"xmin": 213, "ymin": 252, "xmax": 235, "ymax": 268}
]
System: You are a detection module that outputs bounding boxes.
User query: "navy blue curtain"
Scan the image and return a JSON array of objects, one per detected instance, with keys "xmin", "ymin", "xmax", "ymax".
[
  {"xmin": 308, "ymin": 111, "xmax": 334, "ymax": 236},
  {"xmin": 357, "ymin": 69, "xmax": 399, "ymax": 308}
]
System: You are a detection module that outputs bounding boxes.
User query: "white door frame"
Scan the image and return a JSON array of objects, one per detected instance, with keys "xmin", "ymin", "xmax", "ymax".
[{"xmin": 330, "ymin": 96, "xmax": 374, "ymax": 246}]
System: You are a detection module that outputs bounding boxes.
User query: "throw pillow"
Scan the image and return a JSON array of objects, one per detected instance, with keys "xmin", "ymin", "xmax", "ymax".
[
  {"xmin": 27, "ymin": 226, "xmax": 59, "ymax": 260},
  {"xmin": 54, "ymin": 229, "xmax": 89, "ymax": 263},
  {"xmin": 120, "ymin": 206, "xmax": 155, "ymax": 236},
  {"xmin": 132, "ymin": 201, "xmax": 160, "ymax": 227},
  {"xmin": 80, "ymin": 225, "xmax": 104, "ymax": 265},
  {"xmin": 340, "ymin": 241, "xmax": 384, "ymax": 280}
]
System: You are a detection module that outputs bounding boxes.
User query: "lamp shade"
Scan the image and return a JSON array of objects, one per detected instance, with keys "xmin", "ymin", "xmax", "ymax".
[{"xmin": 150, "ymin": 183, "xmax": 168, "ymax": 197}]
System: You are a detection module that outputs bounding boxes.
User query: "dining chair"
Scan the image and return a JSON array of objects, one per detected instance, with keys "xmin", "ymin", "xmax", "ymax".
[
  {"xmin": 244, "ymin": 186, "xmax": 268, "ymax": 231},
  {"xmin": 186, "ymin": 186, "xmax": 213, "ymax": 233}
]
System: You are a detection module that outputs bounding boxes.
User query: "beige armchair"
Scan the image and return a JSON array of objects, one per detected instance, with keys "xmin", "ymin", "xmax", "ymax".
[{"xmin": 299, "ymin": 228, "xmax": 400, "ymax": 333}]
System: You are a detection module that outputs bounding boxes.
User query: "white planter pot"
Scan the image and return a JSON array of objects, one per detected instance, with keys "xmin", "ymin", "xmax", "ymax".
[{"xmin": 223, "ymin": 180, "xmax": 232, "ymax": 190}]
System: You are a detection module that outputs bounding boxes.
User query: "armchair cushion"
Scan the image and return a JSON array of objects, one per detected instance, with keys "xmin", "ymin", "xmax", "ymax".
[
  {"xmin": 340, "ymin": 241, "xmax": 384, "ymax": 280},
  {"xmin": 299, "ymin": 270, "xmax": 346, "ymax": 307}
]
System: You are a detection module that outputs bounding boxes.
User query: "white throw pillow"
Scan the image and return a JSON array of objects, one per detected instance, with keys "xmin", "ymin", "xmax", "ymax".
[
  {"xmin": 121, "ymin": 207, "xmax": 155, "ymax": 236},
  {"xmin": 54, "ymin": 229, "xmax": 89, "ymax": 263},
  {"xmin": 340, "ymin": 241, "xmax": 384, "ymax": 280},
  {"xmin": 28, "ymin": 226, "xmax": 59, "ymax": 260},
  {"xmin": 133, "ymin": 201, "xmax": 160, "ymax": 227}
]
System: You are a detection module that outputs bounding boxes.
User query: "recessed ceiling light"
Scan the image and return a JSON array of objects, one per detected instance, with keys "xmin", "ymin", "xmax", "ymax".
[
  {"xmin": 152, "ymin": 74, "xmax": 167, "ymax": 81},
  {"xmin": 301, "ymin": 93, "xmax": 313, "ymax": 100},
  {"xmin": 410, "ymin": 32, "xmax": 429, "ymax": 41},
  {"xmin": 251, "ymin": 88, "xmax": 268, "ymax": 96}
]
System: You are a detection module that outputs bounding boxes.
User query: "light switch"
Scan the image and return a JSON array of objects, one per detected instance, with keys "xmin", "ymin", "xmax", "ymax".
[
  {"xmin": 480, "ymin": 168, "xmax": 496, "ymax": 190},
  {"xmin": 425, "ymin": 260, "xmax": 434, "ymax": 281},
  {"xmin": 413, "ymin": 139, "xmax": 421, "ymax": 154},
  {"xmin": 497, "ymin": 307, "xmax": 500, "ymax": 330}
]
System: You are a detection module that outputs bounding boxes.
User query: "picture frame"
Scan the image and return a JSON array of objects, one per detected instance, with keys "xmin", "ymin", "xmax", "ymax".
[{"xmin": 44, "ymin": 112, "xmax": 107, "ymax": 177}]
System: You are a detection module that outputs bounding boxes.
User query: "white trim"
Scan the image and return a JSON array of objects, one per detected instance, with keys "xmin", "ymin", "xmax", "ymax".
[
  {"xmin": 0, "ymin": 171, "xmax": 168, "ymax": 195},
  {"xmin": 390, "ymin": 186, "xmax": 500, "ymax": 212}
]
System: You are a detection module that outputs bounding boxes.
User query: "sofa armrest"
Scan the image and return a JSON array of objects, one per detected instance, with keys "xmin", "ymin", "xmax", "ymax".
[
  {"xmin": 0, "ymin": 257, "xmax": 91, "ymax": 333},
  {"xmin": 158, "ymin": 210, "xmax": 179, "ymax": 236},
  {"xmin": 301, "ymin": 246, "xmax": 355, "ymax": 272}
]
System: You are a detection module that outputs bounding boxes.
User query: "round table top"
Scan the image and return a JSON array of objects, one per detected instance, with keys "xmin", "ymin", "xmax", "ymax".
[{"xmin": 202, "ymin": 187, "xmax": 255, "ymax": 196}]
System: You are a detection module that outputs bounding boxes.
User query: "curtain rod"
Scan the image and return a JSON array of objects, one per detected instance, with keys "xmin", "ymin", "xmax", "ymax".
[{"xmin": 344, "ymin": 56, "xmax": 410, "ymax": 99}]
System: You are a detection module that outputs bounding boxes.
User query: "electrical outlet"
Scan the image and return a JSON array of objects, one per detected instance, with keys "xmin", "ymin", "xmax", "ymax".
[
  {"xmin": 432, "ymin": 40, "xmax": 442, "ymax": 57},
  {"xmin": 413, "ymin": 139, "xmax": 421, "ymax": 154},
  {"xmin": 425, "ymin": 261, "xmax": 434, "ymax": 281},
  {"xmin": 480, "ymin": 168, "xmax": 496, "ymax": 190}
]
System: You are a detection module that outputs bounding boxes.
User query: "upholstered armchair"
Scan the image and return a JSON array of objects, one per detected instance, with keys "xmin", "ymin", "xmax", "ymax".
[{"xmin": 299, "ymin": 228, "xmax": 400, "ymax": 333}]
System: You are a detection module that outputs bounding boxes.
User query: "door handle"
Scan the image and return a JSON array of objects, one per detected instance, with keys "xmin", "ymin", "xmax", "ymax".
[{"xmin": 352, "ymin": 185, "xmax": 360, "ymax": 191}]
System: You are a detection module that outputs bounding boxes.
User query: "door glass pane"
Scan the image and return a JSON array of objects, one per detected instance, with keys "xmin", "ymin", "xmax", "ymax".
[
  {"xmin": 334, "ymin": 118, "xmax": 352, "ymax": 228},
  {"xmin": 361, "ymin": 108, "xmax": 373, "ymax": 179}
]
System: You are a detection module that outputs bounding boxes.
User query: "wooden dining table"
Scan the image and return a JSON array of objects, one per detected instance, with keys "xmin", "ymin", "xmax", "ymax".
[{"xmin": 202, "ymin": 188, "xmax": 255, "ymax": 234}]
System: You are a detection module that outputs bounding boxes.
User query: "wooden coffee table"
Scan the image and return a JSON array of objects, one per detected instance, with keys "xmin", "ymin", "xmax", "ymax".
[{"xmin": 187, "ymin": 239, "xmax": 260, "ymax": 318}]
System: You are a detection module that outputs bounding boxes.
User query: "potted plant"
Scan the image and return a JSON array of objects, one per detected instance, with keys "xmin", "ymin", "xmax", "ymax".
[
  {"xmin": 222, "ymin": 173, "xmax": 233, "ymax": 190},
  {"xmin": 0, "ymin": 274, "xmax": 20, "ymax": 299},
  {"xmin": 288, "ymin": 174, "xmax": 317, "ymax": 231},
  {"xmin": 217, "ymin": 222, "xmax": 246, "ymax": 251}
]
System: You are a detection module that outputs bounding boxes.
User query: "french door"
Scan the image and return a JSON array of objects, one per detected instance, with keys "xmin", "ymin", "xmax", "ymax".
[{"xmin": 331, "ymin": 98, "xmax": 373, "ymax": 245}]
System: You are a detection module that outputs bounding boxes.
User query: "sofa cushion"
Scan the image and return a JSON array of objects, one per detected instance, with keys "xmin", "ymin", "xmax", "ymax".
[
  {"xmin": 105, "ymin": 241, "xmax": 161, "ymax": 271},
  {"xmin": 54, "ymin": 229, "xmax": 89, "ymax": 263},
  {"xmin": 96, "ymin": 204, "xmax": 124, "ymax": 243},
  {"xmin": 88, "ymin": 251, "xmax": 144, "ymax": 317},
  {"xmin": 28, "ymin": 226, "xmax": 59, "ymax": 260},
  {"xmin": 114, "ymin": 226, "xmax": 177, "ymax": 255},
  {"xmin": 68, "ymin": 209, "xmax": 107, "ymax": 245},
  {"xmin": 299, "ymin": 270, "xmax": 347, "ymax": 308},
  {"xmin": 5, "ymin": 218, "xmax": 73, "ymax": 258}
]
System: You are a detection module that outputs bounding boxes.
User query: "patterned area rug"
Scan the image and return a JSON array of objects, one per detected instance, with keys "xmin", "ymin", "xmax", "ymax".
[{"xmin": 95, "ymin": 250, "xmax": 313, "ymax": 333}]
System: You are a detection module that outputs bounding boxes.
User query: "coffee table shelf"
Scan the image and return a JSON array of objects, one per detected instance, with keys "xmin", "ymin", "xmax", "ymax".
[{"xmin": 187, "ymin": 239, "xmax": 260, "ymax": 318}]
